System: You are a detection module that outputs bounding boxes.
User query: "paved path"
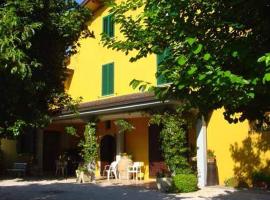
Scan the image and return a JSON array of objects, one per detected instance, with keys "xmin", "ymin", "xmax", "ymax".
[{"xmin": 0, "ymin": 178, "xmax": 270, "ymax": 200}]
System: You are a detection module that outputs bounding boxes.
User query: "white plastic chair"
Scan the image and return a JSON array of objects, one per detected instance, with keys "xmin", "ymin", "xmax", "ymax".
[
  {"xmin": 103, "ymin": 161, "xmax": 118, "ymax": 180},
  {"xmin": 127, "ymin": 162, "xmax": 144, "ymax": 180}
]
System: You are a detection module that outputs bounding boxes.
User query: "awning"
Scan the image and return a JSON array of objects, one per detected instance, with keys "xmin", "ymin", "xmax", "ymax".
[{"xmin": 55, "ymin": 92, "xmax": 176, "ymax": 121}]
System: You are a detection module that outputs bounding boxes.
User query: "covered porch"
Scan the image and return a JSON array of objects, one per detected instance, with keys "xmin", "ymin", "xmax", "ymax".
[{"xmin": 37, "ymin": 93, "xmax": 206, "ymax": 184}]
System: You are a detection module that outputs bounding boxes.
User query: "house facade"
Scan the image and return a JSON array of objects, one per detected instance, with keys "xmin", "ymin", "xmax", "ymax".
[{"xmin": 2, "ymin": 0, "xmax": 269, "ymax": 187}]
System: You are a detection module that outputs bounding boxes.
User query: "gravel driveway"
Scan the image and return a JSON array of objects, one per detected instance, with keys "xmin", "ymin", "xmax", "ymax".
[{"xmin": 0, "ymin": 178, "xmax": 269, "ymax": 200}]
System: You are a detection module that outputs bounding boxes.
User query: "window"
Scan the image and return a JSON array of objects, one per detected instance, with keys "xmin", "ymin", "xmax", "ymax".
[
  {"xmin": 102, "ymin": 63, "xmax": 114, "ymax": 96},
  {"xmin": 157, "ymin": 48, "xmax": 170, "ymax": 85},
  {"xmin": 103, "ymin": 14, "xmax": 114, "ymax": 37}
]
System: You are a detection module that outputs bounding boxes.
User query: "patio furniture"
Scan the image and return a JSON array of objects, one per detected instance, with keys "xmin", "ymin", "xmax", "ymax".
[
  {"xmin": 103, "ymin": 161, "xmax": 119, "ymax": 180},
  {"xmin": 55, "ymin": 159, "xmax": 67, "ymax": 176},
  {"xmin": 127, "ymin": 162, "xmax": 144, "ymax": 180},
  {"xmin": 7, "ymin": 162, "xmax": 27, "ymax": 176}
]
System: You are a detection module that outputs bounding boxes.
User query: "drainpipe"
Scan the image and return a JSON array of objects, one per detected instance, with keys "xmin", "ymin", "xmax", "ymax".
[{"xmin": 196, "ymin": 116, "xmax": 207, "ymax": 188}]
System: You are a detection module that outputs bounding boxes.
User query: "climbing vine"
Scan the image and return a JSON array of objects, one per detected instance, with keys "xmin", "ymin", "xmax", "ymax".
[
  {"xmin": 150, "ymin": 107, "xmax": 192, "ymax": 174},
  {"xmin": 114, "ymin": 119, "xmax": 135, "ymax": 134},
  {"xmin": 78, "ymin": 123, "xmax": 99, "ymax": 165}
]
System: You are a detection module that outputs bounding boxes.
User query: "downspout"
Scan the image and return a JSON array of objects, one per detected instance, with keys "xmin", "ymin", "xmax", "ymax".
[{"xmin": 196, "ymin": 115, "xmax": 207, "ymax": 188}]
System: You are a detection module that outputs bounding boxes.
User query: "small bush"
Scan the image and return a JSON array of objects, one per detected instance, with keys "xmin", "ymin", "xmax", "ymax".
[
  {"xmin": 252, "ymin": 171, "xmax": 270, "ymax": 188},
  {"xmin": 224, "ymin": 177, "xmax": 239, "ymax": 188},
  {"xmin": 173, "ymin": 174, "xmax": 198, "ymax": 193}
]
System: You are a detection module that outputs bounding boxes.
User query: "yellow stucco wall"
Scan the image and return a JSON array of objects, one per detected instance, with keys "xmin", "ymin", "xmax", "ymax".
[
  {"xmin": 68, "ymin": 5, "xmax": 157, "ymax": 102},
  {"xmin": 207, "ymin": 109, "xmax": 270, "ymax": 186},
  {"xmin": 0, "ymin": 138, "xmax": 17, "ymax": 168},
  {"xmin": 66, "ymin": 4, "xmax": 155, "ymax": 179},
  {"xmin": 125, "ymin": 117, "xmax": 149, "ymax": 180},
  {"xmin": 95, "ymin": 118, "xmax": 149, "ymax": 179}
]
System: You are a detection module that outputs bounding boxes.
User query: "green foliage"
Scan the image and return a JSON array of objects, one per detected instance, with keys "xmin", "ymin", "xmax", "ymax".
[
  {"xmin": 207, "ymin": 149, "xmax": 216, "ymax": 159},
  {"xmin": 102, "ymin": 0, "xmax": 270, "ymax": 126},
  {"xmin": 150, "ymin": 107, "xmax": 191, "ymax": 174},
  {"xmin": 79, "ymin": 123, "xmax": 99, "ymax": 165},
  {"xmin": 6, "ymin": 120, "xmax": 26, "ymax": 136},
  {"xmin": 252, "ymin": 171, "xmax": 270, "ymax": 188},
  {"xmin": 172, "ymin": 174, "xmax": 198, "ymax": 193},
  {"xmin": 258, "ymin": 53, "xmax": 270, "ymax": 68},
  {"xmin": 0, "ymin": 0, "xmax": 92, "ymax": 136},
  {"xmin": 114, "ymin": 119, "xmax": 135, "ymax": 134},
  {"xmin": 224, "ymin": 177, "xmax": 239, "ymax": 188},
  {"xmin": 156, "ymin": 170, "xmax": 170, "ymax": 178},
  {"xmin": 65, "ymin": 126, "xmax": 78, "ymax": 137}
]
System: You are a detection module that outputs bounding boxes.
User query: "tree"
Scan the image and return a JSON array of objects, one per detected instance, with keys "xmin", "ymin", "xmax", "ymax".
[
  {"xmin": 0, "ymin": 0, "xmax": 92, "ymax": 136},
  {"xmin": 102, "ymin": 0, "xmax": 270, "ymax": 126}
]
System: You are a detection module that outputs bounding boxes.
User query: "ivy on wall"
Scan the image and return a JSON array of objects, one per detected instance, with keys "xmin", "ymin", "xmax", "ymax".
[{"xmin": 150, "ymin": 106, "xmax": 192, "ymax": 175}]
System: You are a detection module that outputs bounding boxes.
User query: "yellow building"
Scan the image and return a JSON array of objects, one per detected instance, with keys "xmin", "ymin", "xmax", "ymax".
[
  {"xmin": 38, "ymin": 0, "xmax": 270, "ymax": 187},
  {"xmin": 0, "ymin": 138, "xmax": 17, "ymax": 171}
]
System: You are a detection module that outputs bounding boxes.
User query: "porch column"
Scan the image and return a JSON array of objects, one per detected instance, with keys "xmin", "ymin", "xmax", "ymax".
[
  {"xmin": 116, "ymin": 133, "xmax": 124, "ymax": 161},
  {"xmin": 196, "ymin": 116, "xmax": 207, "ymax": 188},
  {"xmin": 36, "ymin": 129, "xmax": 44, "ymax": 172}
]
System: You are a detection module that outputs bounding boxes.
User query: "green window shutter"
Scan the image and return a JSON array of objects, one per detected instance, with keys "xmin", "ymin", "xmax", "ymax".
[
  {"xmin": 103, "ymin": 16, "xmax": 108, "ymax": 35},
  {"xmin": 107, "ymin": 63, "xmax": 114, "ymax": 94},
  {"xmin": 102, "ymin": 63, "xmax": 114, "ymax": 96},
  {"xmin": 103, "ymin": 15, "xmax": 114, "ymax": 37},
  {"xmin": 102, "ymin": 64, "xmax": 107, "ymax": 96},
  {"xmin": 157, "ymin": 49, "xmax": 170, "ymax": 85},
  {"xmin": 109, "ymin": 15, "xmax": 115, "ymax": 37}
]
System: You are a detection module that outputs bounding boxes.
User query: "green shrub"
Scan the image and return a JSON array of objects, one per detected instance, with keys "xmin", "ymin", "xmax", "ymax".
[
  {"xmin": 173, "ymin": 174, "xmax": 198, "ymax": 193},
  {"xmin": 252, "ymin": 171, "xmax": 270, "ymax": 188},
  {"xmin": 224, "ymin": 177, "xmax": 239, "ymax": 188}
]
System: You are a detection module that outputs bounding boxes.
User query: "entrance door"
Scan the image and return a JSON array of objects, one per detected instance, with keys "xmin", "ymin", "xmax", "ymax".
[
  {"xmin": 43, "ymin": 131, "xmax": 60, "ymax": 172},
  {"xmin": 100, "ymin": 135, "xmax": 116, "ymax": 175},
  {"xmin": 148, "ymin": 124, "xmax": 168, "ymax": 177}
]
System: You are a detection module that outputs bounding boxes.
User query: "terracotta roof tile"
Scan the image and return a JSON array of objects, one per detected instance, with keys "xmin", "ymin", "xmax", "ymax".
[{"xmin": 78, "ymin": 92, "xmax": 157, "ymax": 112}]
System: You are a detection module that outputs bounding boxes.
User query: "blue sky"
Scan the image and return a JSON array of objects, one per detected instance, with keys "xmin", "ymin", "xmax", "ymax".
[{"xmin": 75, "ymin": 0, "xmax": 83, "ymax": 3}]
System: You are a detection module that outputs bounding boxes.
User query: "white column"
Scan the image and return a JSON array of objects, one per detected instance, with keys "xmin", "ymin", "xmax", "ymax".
[
  {"xmin": 116, "ymin": 133, "xmax": 124, "ymax": 161},
  {"xmin": 196, "ymin": 116, "xmax": 207, "ymax": 188},
  {"xmin": 36, "ymin": 129, "xmax": 44, "ymax": 172}
]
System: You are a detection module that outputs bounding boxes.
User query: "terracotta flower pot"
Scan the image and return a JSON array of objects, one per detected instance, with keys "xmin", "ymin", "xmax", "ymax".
[
  {"xmin": 118, "ymin": 155, "xmax": 132, "ymax": 179},
  {"xmin": 156, "ymin": 177, "xmax": 173, "ymax": 192}
]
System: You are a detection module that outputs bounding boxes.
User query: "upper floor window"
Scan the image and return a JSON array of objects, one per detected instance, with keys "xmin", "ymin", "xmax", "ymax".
[
  {"xmin": 157, "ymin": 48, "xmax": 170, "ymax": 85},
  {"xmin": 102, "ymin": 62, "xmax": 114, "ymax": 96},
  {"xmin": 103, "ymin": 14, "xmax": 114, "ymax": 37}
]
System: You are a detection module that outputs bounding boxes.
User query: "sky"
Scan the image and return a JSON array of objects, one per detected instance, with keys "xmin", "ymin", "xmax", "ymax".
[{"xmin": 75, "ymin": 0, "xmax": 83, "ymax": 3}]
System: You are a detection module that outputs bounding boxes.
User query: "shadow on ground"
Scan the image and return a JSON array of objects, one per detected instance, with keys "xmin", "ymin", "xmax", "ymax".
[{"xmin": 0, "ymin": 179, "xmax": 270, "ymax": 200}]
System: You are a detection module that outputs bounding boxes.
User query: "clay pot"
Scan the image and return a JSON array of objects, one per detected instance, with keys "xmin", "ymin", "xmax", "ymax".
[
  {"xmin": 156, "ymin": 177, "xmax": 173, "ymax": 192},
  {"xmin": 118, "ymin": 155, "xmax": 132, "ymax": 179}
]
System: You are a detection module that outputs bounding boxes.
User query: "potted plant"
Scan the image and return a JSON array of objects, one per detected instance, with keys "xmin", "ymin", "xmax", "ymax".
[
  {"xmin": 76, "ymin": 123, "xmax": 99, "ymax": 183},
  {"xmin": 150, "ymin": 107, "xmax": 196, "ymax": 192},
  {"xmin": 207, "ymin": 149, "xmax": 216, "ymax": 163},
  {"xmin": 156, "ymin": 170, "xmax": 172, "ymax": 192}
]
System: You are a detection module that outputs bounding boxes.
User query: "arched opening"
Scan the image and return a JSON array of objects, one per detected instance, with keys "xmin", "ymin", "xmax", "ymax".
[{"xmin": 100, "ymin": 135, "xmax": 116, "ymax": 175}]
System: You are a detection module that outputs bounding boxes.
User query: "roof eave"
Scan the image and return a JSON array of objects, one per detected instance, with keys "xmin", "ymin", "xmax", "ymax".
[{"xmin": 81, "ymin": 0, "xmax": 102, "ymax": 12}]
